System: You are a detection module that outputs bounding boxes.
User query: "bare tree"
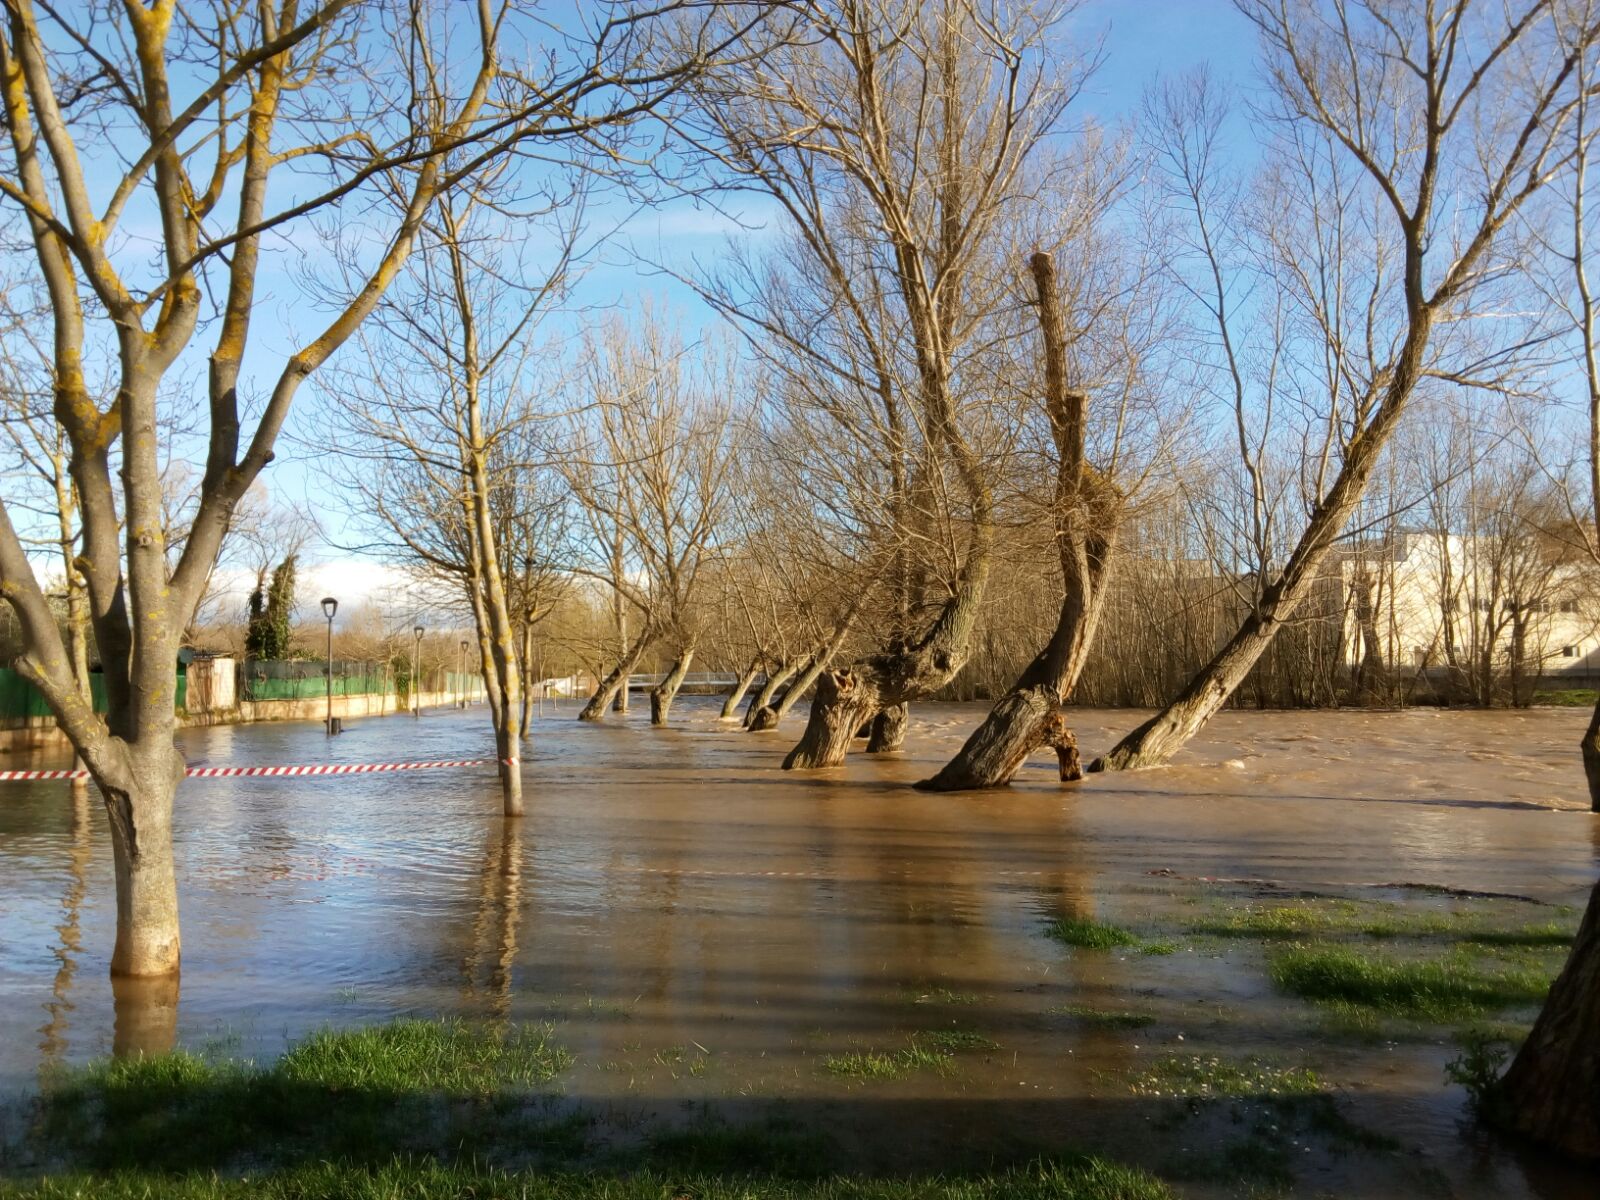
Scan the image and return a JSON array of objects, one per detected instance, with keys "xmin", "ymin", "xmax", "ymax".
[
  {"xmin": 676, "ymin": 0, "xmax": 1089, "ymax": 769},
  {"xmin": 0, "ymin": 0, "xmax": 763, "ymax": 978},
  {"xmin": 1091, "ymin": 0, "xmax": 1596, "ymax": 772}
]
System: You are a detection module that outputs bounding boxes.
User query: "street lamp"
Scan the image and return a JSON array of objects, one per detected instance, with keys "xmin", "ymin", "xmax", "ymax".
[
  {"xmin": 321, "ymin": 597, "xmax": 338, "ymax": 734},
  {"xmin": 412, "ymin": 623, "xmax": 425, "ymax": 716},
  {"xmin": 458, "ymin": 639, "xmax": 469, "ymax": 708}
]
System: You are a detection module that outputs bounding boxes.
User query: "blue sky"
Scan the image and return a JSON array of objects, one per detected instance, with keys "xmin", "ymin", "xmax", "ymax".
[{"xmin": 32, "ymin": 1, "xmax": 1260, "ymax": 626}]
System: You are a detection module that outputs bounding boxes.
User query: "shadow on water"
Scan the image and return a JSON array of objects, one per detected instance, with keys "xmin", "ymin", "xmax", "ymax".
[{"xmin": 2, "ymin": 698, "xmax": 1597, "ymax": 1197}]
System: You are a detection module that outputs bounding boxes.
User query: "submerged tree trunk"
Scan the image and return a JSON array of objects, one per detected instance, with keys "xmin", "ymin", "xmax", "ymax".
[
  {"xmin": 650, "ymin": 645, "xmax": 696, "ymax": 726},
  {"xmin": 581, "ymin": 627, "xmax": 653, "ymax": 721},
  {"xmin": 783, "ymin": 595, "xmax": 972, "ymax": 771},
  {"xmin": 865, "ymin": 703, "xmax": 907, "ymax": 752},
  {"xmin": 761, "ymin": 620, "xmax": 857, "ymax": 733},
  {"xmin": 1495, "ymin": 876, "xmax": 1600, "ymax": 1158},
  {"xmin": 518, "ymin": 623, "xmax": 534, "ymax": 739},
  {"xmin": 921, "ymin": 253, "xmax": 1120, "ymax": 791},
  {"xmin": 745, "ymin": 658, "xmax": 800, "ymax": 729},
  {"xmin": 102, "ymin": 747, "xmax": 185, "ymax": 977},
  {"xmin": 1091, "ymin": 332, "xmax": 1433, "ymax": 772},
  {"xmin": 721, "ymin": 657, "xmax": 761, "ymax": 720}
]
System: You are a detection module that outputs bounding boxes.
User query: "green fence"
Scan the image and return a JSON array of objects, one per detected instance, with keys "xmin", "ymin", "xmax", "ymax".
[
  {"xmin": 0, "ymin": 668, "xmax": 169, "ymax": 719},
  {"xmin": 238, "ymin": 660, "xmax": 391, "ymax": 702}
]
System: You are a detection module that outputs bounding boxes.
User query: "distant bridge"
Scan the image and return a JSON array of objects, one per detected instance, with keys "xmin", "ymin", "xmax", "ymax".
[{"xmin": 625, "ymin": 671, "xmax": 753, "ymax": 692}]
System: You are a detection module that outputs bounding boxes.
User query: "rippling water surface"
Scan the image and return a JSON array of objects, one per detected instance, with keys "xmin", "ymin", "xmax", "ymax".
[{"xmin": 1, "ymin": 699, "xmax": 1595, "ymax": 1197}]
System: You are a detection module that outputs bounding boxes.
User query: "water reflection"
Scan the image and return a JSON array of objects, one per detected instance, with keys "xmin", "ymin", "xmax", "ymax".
[
  {"xmin": 111, "ymin": 974, "xmax": 178, "ymax": 1059},
  {"xmin": 462, "ymin": 818, "xmax": 523, "ymax": 1022},
  {"xmin": 38, "ymin": 787, "xmax": 92, "ymax": 1066}
]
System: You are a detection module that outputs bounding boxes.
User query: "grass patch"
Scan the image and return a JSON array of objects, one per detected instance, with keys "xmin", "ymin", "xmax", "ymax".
[
  {"xmin": 641, "ymin": 1118, "xmax": 832, "ymax": 1176},
  {"xmin": 1045, "ymin": 917, "xmax": 1142, "ymax": 950},
  {"xmin": 1047, "ymin": 1006, "xmax": 1155, "ymax": 1030},
  {"xmin": 1269, "ymin": 943, "xmax": 1551, "ymax": 1021},
  {"xmin": 33, "ymin": 1018, "xmax": 576, "ymax": 1173},
  {"xmin": 0, "ymin": 1157, "xmax": 1176, "ymax": 1199},
  {"xmin": 1129, "ymin": 1056, "xmax": 1322, "ymax": 1101},
  {"xmin": 1532, "ymin": 688, "xmax": 1598, "ymax": 707},
  {"xmin": 1191, "ymin": 900, "xmax": 1575, "ymax": 948},
  {"xmin": 820, "ymin": 1030, "xmax": 995, "ymax": 1081}
]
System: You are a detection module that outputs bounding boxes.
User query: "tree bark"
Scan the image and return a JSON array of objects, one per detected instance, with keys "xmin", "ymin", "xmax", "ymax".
[
  {"xmin": 518, "ymin": 622, "xmax": 534, "ymax": 739},
  {"xmin": 1584, "ymin": 698, "xmax": 1600, "ymax": 813},
  {"xmin": 721, "ymin": 657, "xmax": 761, "ymax": 720},
  {"xmin": 782, "ymin": 668, "xmax": 881, "ymax": 769},
  {"xmin": 1495, "ymin": 876, "xmax": 1600, "ymax": 1158},
  {"xmin": 865, "ymin": 703, "xmax": 907, "ymax": 752},
  {"xmin": 102, "ymin": 747, "xmax": 185, "ymax": 978},
  {"xmin": 650, "ymin": 645, "xmax": 696, "ymax": 726}
]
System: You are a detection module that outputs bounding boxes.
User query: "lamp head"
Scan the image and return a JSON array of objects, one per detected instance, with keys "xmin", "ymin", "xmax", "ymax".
[{"xmin": 321, "ymin": 597, "xmax": 338, "ymax": 620}]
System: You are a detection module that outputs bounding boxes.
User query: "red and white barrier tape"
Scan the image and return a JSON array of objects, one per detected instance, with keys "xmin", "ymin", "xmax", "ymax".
[{"xmin": 0, "ymin": 758, "xmax": 505, "ymax": 782}]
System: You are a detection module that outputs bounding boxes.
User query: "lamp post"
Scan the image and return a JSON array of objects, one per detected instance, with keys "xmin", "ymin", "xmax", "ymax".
[
  {"xmin": 412, "ymin": 624, "xmax": 424, "ymax": 716},
  {"xmin": 321, "ymin": 597, "xmax": 338, "ymax": 734},
  {"xmin": 458, "ymin": 639, "xmax": 468, "ymax": 708}
]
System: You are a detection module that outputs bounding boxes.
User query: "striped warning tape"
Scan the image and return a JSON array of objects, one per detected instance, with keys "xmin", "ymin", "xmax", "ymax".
[{"xmin": 0, "ymin": 758, "xmax": 505, "ymax": 782}]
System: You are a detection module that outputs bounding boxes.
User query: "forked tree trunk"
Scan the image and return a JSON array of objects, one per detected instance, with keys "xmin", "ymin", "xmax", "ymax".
[
  {"xmin": 721, "ymin": 657, "xmax": 761, "ymax": 720},
  {"xmin": 920, "ymin": 252, "xmax": 1119, "ymax": 791},
  {"xmin": 650, "ymin": 645, "xmax": 696, "ymax": 726},
  {"xmin": 1585, "ymin": 698, "xmax": 1600, "ymax": 813},
  {"xmin": 102, "ymin": 747, "xmax": 185, "ymax": 977},
  {"xmin": 865, "ymin": 703, "xmax": 907, "ymax": 752},
  {"xmin": 783, "ymin": 598, "xmax": 972, "ymax": 771},
  {"xmin": 745, "ymin": 658, "xmax": 800, "ymax": 729},
  {"xmin": 761, "ymin": 620, "xmax": 857, "ymax": 733},
  {"xmin": 581, "ymin": 628, "xmax": 653, "ymax": 721},
  {"xmin": 1495, "ymin": 876, "xmax": 1600, "ymax": 1158}
]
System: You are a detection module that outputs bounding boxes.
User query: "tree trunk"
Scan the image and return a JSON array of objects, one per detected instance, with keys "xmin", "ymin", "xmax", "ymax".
[
  {"xmin": 1495, "ymin": 875, "xmax": 1600, "ymax": 1158},
  {"xmin": 920, "ymin": 252, "xmax": 1118, "ymax": 791},
  {"xmin": 783, "ymin": 592, "xmax": 975, "ymax": 771},
  {"xmin": 745, "ymin": 658, "xmax": 799, "ymax": 728},
  {"xmin": 1584, "ymin": 698, "xmax": 1600, "ymax": 813},
  {"xmin": 518, "ymin": 622, "xmax": 534, "ymax": 739},
  {"xmin": 581, "ymin": 628, "xmax": 652, "ymax": 721},
  {"xmin": 102, "ymin": 748, "xmax": 185, "ymax": 978},
  {"xmin": 782, "ymin": 669, "xmax": 880, "ymax": 770},
  {"xmin": 495, "ymin": 721, "xmax": 522, "ymax": 817},
  {"xmin": 650, "ymin": 645, "xmax": 696, "ymax": 726},
  {"xmin": 721, "ymin": 657, "xmax": 761, "ymax": 720},
  {"xmin": 865, "ymin": 702, "xmax": 907, "ymax": 752}
]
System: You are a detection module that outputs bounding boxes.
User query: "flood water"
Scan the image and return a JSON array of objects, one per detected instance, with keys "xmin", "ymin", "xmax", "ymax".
[{"xmin": 1, "ymin": 698, "xmax": 1596, "ymax": 1197}]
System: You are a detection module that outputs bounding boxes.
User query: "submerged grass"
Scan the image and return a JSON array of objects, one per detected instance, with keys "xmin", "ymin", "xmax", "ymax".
[
  {"xmin": 1191, "ymin": 900, "xmax": 1575, "ymax": 948},
  {"xmin": 1268, "ymin": 943, "xmax": 1550, "ymax": 1020},
  {"xmin": 0, "ymin": 1157, "xmax": 1175, "ymax": 1200},
  {"xmin": 821, "ymin": 1030, "xmax": 996, "ymax": 1081},
  {"xmin": 1046, "ymin": 1006, "xmax": 1155, "ymax": 1030}
]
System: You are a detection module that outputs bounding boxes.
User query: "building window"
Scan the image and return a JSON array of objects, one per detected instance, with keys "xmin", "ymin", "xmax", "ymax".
[
  {"xmin": 1561, "ymin": 600, "xmax": 1579, "ymax": 614},
  {"xmin": 1562, "ymin": 646, "xmax": 1578, "ymax": 658}
]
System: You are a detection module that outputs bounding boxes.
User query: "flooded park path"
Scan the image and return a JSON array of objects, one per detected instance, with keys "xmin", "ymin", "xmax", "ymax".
[{"xmin": 1, "ymin": 699, "xmax": 1596, "ymax": 1197}]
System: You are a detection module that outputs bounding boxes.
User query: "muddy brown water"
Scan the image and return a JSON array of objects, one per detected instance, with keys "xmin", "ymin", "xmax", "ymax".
[{"xmin": 1, "ymin": 700, "xmax": 1596, "ymax": 1197}]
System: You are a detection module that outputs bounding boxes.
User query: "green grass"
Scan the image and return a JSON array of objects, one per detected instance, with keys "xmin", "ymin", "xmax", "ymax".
[
  {"xmin": 1532, "ymin": 688, "xmax": 1598, "ymax": 707},
  {"xmin": 33, "ymin": 1018, "xmax": 577, "ymax": 1173},
  {"xmin": 1268, "ymin": 944, "xmax": 1551, "ymax": 1021},
  {"xmin": 820, "ymin": 1030, "xmax": 995, "ymax": 1080},
  {"xmin": 1046, "ymin": 1006, "xmax": 1155, "ymax": 1030},
  {"xmin": 1128, "ymin": 1056, "xmax": 1322, "ymax": 1101},
  {"xmin": 1045, "ymin": 917, "xmax": 1142, "ymax": 950},
  {"xmin": 0, "ymin": 1157, "xmax": 1175, "ymax": 1200},
  {"xmin": 1191, "ymin": 900, "xmax": 1575, "ymax": 948}
]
